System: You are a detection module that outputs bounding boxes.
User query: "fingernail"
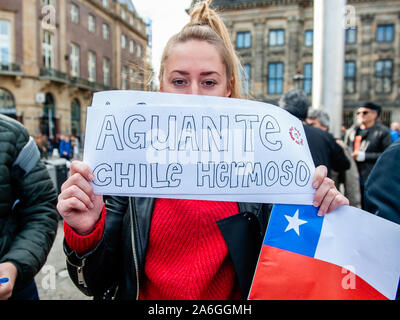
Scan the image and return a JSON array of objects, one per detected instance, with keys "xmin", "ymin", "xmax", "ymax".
[
  {"xmin": 88, "ymin": 173, "xmax": 94, "ymax": 181},
  {"xmin": 312, "ymin": 182, "xmax": 319, "ymax": 188},
  {"xmin": 317, "ymin": 210, "xmax": 324, "ymax": 217},
  {"xmin": 89, "ymin": 202, "xmax": 94, "ymax": 209},
  {"xmin": 313, "ymin": 201, "xmax": 319, "ymax": 207}
]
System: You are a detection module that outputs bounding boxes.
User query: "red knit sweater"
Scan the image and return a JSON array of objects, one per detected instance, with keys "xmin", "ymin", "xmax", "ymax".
[{"xmin": 64, "ymin": 198, "xmax": 242, "ymax": 300}]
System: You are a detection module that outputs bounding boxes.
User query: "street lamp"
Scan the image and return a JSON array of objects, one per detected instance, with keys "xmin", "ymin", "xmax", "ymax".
[{"xmin": 293, "ymin": 72, "xmax": 305, "ymax": 90}]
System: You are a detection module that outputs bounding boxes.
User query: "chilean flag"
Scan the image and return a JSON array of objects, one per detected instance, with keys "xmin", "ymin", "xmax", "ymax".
[{"xmin": 248, "ymin": 204, "xmax": 400, "ymax": 300}]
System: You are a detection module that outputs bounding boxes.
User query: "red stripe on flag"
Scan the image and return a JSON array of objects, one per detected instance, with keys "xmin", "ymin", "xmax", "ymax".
[{"xmin": 249, "ymin": 245, "xmax": 388, "ymax": 300}]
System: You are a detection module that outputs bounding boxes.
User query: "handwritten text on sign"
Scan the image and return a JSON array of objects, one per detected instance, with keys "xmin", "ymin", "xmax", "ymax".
[{"xmin": 84, "ymin": 92, "xmax": 316, "ymax": 204}]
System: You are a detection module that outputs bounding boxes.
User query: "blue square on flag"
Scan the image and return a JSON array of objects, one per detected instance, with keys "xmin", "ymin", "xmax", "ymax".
[{"xmin": 265, "ymin": 204, "xmax": 324, "ymax": 258}]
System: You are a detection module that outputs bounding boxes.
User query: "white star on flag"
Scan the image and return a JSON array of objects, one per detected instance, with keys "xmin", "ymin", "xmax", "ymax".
[{"xmin": 284, "ymin": 209, "xmax": 308, "ymax": 236}]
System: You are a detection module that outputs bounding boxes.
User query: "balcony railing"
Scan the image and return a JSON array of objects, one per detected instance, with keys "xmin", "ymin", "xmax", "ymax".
[
  {"xmin": 40, "ymin": 69, "xmax": 114, "ymax": 91},
  {"xmin": 0, "ymin": 63, "xmax": 22, "ymax": 76},
  {"xmin": 70, "ymin": 76, "xmax": 116, "ymax": 92},
  {"xmin": 39, "ymin": 67, "xmax": 69, "ymax": 84}
]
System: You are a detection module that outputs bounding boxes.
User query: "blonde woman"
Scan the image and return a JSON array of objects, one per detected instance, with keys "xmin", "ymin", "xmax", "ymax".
[{"xmin": 58, "ymin": 0, "xmax": 348, "ymax": 300}]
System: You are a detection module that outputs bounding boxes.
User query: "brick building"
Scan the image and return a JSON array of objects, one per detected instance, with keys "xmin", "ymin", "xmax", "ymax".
[
  {"xmin": 0, "ymin": 0, "xmax": 150, "ymax": 137},
  {"xmin": 193, "ymin": 0, "xmax": 400, "ymax": 128}
]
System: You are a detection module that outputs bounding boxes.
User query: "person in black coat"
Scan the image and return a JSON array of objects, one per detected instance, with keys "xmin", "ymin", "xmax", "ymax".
[
  {"xmin": 344, "ymin": 102, "xmax": 392, "ymax": 208},
  {"xmin": 364, "ymin": 139, "xmax": 400, "ymax": 224},
  {"xmin": 279, "ymin": 89, "xmax": 350, "ymax": 177}
]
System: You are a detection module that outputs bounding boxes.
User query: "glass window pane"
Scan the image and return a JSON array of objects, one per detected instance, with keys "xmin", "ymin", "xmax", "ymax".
[
  {"xmin": 276, "ymin": 80, "xmax": 283, "ymax": 94},
  {"xmin": 236, "ymin": 33, "xmax": 242, "ymax": 48},
  {"xmin": 375, "ymin": 61, "xmax": 383, "ymax": 75},
  {"xmin": 375, "ymin": 78, "xmax": 382, "ymax": 93},
  {"xmin": 384, "ymin": 60, "xmax": 392, "ymax": 76},
  {"xmin": 305, "ymin": 30, "xmax": 313, "ymax": 47},
  {"xmin": 0, "ymin": 21, "xmax": 9, "ymax": 35},
  {"xmin": 269, "ymin": 31, "xmax": 275, "ymax": 46},
  {"xmin": 269, "ymin": 80, "xmax": 276, "ymax": 94},
  {"xmin": 269, "ymin": 63, "xmax": 276, "ymax": 77},
  {"xmin": 278, "ymin": 30, "xmax": 284, "ymax": 45},
  {"xmin": 383, "ymin": 78, "xmax": 391, "ymax": 93},
  {"xmin": 386, "ymin": 25, "xmax": 393, "ymax": 41},
  {"xmin": 377, "ymin": 26, "xmax": 384, "ymax": 41},
  {"xmin": 276, "ymin": 63, "xmax": 283, "ymax": 76},
  {"xmin": 245, "ymin": 33, "xmax": 251, "ymax": 47}
]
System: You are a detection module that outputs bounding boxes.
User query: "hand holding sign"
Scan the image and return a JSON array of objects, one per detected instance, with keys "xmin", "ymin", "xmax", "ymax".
[
  {"xmin": 57, "ymin": 161, "xmax": 347, "ymax": 236},
  {"xmin": 57, "ymin": 161, "xmax": 104, "ymax": 235}
]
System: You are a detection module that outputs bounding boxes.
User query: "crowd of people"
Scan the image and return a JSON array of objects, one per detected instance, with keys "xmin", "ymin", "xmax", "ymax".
[
  {"xmin": 33, "ymin": 134, "xmax": 81, "ymax": 161},
  {"xmin": 281, "ymin": 92, "xmax": 396, "ymax": 211},
  {"xmin": 0, "ymin": 0, "xmax": 399, "ymax": 301}
]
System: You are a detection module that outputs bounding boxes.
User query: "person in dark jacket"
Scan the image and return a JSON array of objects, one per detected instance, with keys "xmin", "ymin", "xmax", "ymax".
[
  {"xmin": 58, "ymin": 0, "xmax": 349, "ymax": 300},
  {"xmin": 364, "ymin": 139, "xmax": 400, "ymax": 224},
  {"xmin": 344, "ymin": 102, "xmax": 392, "ymax": 208},
  {"xmin": 279, "ymin": 89, "xmax": 351, "ymax": 178},
  {"xmin": 0, "ymin": 114, "xmax": 58, "ymax": 300}
]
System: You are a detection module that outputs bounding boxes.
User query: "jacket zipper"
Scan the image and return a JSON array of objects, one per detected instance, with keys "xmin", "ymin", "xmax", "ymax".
[
  {"xmin": 128, "ymin": 198, "xmax": 140, "ymax": 300},
  {"xmin": 66, "ymin": 257, "xmax": 88, "ymax": 288}
]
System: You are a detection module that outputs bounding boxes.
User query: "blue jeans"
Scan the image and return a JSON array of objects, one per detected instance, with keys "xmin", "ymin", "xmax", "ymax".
[{"xmin": 9, "ymin": 280, "xmax": 39, "ymax": 300}]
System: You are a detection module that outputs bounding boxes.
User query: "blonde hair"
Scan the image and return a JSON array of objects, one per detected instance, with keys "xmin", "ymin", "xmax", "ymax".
[{"xmin": 159, "ymin": 0, "xmax": 245, "ymax": 99}]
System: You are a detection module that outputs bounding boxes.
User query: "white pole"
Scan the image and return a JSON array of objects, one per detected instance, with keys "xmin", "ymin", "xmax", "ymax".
[{"xmin": 312, "ymin": 0, "xmax": 346, "ymax": 138}]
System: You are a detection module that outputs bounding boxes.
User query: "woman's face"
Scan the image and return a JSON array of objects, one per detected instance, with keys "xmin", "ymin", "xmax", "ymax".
[{"xmin": 160, "ymin": 40, "xmax": 231, "ymax": 97}]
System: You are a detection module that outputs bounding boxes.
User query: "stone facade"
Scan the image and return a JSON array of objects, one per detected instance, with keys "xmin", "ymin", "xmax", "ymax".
[
  {"xmin": 196, "ymin": 0, "xmax": 400, "ymax": 127},
  {"xmin": 0, "ymin": 0, "xmax": 150, "ymax": 137}
]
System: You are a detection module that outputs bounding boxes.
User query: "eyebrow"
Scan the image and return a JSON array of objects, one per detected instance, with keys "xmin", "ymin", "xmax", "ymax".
[{"xmin": 171, "ymin": 70, "xmax": 221, "ymax": 76}]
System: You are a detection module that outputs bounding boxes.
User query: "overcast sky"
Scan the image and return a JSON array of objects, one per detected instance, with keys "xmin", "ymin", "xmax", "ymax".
[{"xmin": 132, "ymin": 0, "xmax": 192, "ymax": 83}]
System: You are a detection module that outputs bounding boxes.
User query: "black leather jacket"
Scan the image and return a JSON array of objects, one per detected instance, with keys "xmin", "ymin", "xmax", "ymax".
[
  {"xmin": 64, "ymin": 196, "xmax": 272, "ymax": 300},
  {"xmin": 344, "ymin": 123, "xmax": 392, "ymax": 184}
]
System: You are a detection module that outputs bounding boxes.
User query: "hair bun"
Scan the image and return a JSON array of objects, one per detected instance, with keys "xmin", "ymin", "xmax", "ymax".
[{"xmin": 190, "ymin": 0, "xmax": 214, "ymax": 27}]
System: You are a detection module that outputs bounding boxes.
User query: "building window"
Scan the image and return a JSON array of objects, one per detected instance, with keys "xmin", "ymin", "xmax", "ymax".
[
  {"xmin": 42, "ymin": 30, "xmax": 54, "ymax": 69},
  {"xmin": 304, "ymin": 63, "xmax": 312, "ymax": 95},
  {"xmin": 102, "ymin": 0, "xmax": 108, "ymax": 8},
  {"xmin": 121, "ymin": 66, "xmax": 128, "ymax": 90},
  {"xmin": 345, "ymin": 28, "xmax": 357, "ymax": 44},
  {"xmin": 70, "ymin": 43, "xmax": 80, "ymax": 77},
  {"xmin": 243, "ymin": 64, "xmax": 251, "ymax": 95},
  {"xmin": 88, "ymin": 15, "xmax": 96, "ymax": 33},
  {"xmin": 121, "ymin": 8, "xmax": 126, "ymax": 20},
  {"xmin": 376, "ymin": 24, "xmax": 394, "ymax": 42},
  {"xmin": 269, "ymin": 29, "xmax": 285, "ymax": 46},
  {"xmin": 343, "ymin": 110, "xmax": 354, "ymax": 129},
  {"xmin": 304, "ymin": 30, "xmax": 313, "ymax": 47},
  {"xmin": 71, "ymin": 3, "xmax": 79, "ymax": 24},
  {"xmin": 236, "ymin": 32, "xmax": 251, "ymax": 49},
  {"xmin": 0, "ymin": 88, "xmax": 15, "ymax": 116},
  {"xmin": 137, "ymin": 44, "xmax": 142, "ymax": 57},
  {"xmin": 42, "ymin": 93, "xmax": 56, "ymax": 136},
  {"xmin": 380, "ymin": 110, "xmax": 392, "ymax": 128},
  {"xmin": 129, "ymin": 40, "xmax": 135, "ymax": 54},
  {"xmin": 103, "ymin": 23, "xmax": 110, "ymax": 40},
  {"xmin": 88, "ymin": 51, "xmax": 96, "ymax": 82},
  {"xmin": 344, "ymin": 61, "xmax": 356, "ymax": 94},
  {"xmin": 375, "ymin": 59, "xmax": 392, "ymax": 93},
  {"xmin": 71, "ymin": 99, "xmax": 81, "ymax": 136},
  {"xmin": 103, "ymin": 57, "xmax": 110, "ymax": 86},
  {"xmin": 121, "ymin": 34, "xmax": 126, "ymax": 49},
  {"xmin": 0, "ymin": 20, "xmax": 11, "ymax": 64},
  {"xmin": 129, "ymin": 68, "xmax": 135, "ymax": 89},
  {"xmin": 268, "ymin": 62, "xmax": 284, "ymax": 94}
]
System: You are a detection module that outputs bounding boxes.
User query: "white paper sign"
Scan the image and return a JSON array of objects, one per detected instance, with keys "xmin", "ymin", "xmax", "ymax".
[{"xmin": 84, "ymin": 91, "xmax": 316, "ymax": 204}]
